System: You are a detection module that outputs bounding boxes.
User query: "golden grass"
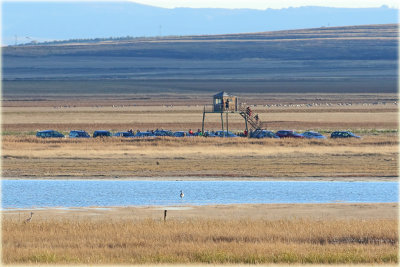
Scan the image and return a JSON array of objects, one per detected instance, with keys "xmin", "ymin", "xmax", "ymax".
[
  {"xmin": 2, "ymin": 136, "xmax": 397, "ymax": 178},
  {"xmin": 2, "ymin": 217, "xmax": 397, "ymax": 264}
]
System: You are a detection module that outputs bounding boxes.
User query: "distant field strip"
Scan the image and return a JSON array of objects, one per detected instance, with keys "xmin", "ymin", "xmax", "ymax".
[
  {"xmin": 2, "ymin": 102, "xmax": 398, "ymax": 132},
  {"xmin": 2, "ymin": 136, "xmax": 397, "ymax": 178}
]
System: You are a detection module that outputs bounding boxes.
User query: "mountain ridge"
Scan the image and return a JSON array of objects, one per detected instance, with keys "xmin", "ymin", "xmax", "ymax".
[
  {"xmin": 11, "ymin": 23, "xmax": 397, "ymax": 46},
  {"xmin": 2, "ymin": 2, "xmax": 398, "ymax": 45},
  {"xmin": 4, "ymin": 24, "xmax": 397, "ymax": 61}
]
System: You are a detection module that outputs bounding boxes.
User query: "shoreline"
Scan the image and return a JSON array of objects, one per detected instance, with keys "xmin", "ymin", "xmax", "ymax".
[
  {"xmin": 2, "ymin": 176, "xmax": 398, "ymax": 182},
  {"xmin": 3, "ymin": 202, "xmax": 398, "ymax": 211},
  {"xmin": 3, "ymin": 203, "xmax": 397, "ymax": 220}
]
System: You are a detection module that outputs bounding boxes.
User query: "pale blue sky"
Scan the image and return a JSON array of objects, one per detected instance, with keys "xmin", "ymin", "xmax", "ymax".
[
  {"xmin": 2, "ymin": 1, "xmax": 398, "ymax": 45},
  {"xmin": 129, "ymin": 0, "xmax": 400, "ymax": 9},
  {"xmin": 4, "ymin": 0, "xmax": 400, "ymax": 9}
]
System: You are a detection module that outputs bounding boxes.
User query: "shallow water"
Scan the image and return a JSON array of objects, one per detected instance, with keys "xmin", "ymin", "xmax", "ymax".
[{"xmin": 2, "ymin": 179, "xmax": 398, "ymax": 208}]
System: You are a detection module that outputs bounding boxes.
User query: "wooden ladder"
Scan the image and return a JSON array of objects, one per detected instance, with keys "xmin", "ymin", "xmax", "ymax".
[{"xmin": 239, "ymin": 106, "xmax": 264, "ymax": 132}]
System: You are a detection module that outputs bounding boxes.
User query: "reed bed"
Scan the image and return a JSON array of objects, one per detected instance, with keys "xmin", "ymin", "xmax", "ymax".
[{"xmin": 3, "ymin": 218, "xmax": 397, "ymax": 264}]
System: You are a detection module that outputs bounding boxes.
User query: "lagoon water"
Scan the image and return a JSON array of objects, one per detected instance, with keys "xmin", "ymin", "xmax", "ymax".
[{"xmin": 2, "ymin": 179, "xmax": 398, "ymax": 209}]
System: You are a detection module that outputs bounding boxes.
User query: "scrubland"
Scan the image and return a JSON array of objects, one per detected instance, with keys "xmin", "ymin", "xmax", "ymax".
[{"xmin": 2, "ymin": 217, "xmax": 397, "ymax": 264}]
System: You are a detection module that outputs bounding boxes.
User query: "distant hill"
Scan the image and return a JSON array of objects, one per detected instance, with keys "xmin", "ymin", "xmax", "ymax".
[
  {"xmin": 2, "ymin": 2, "xmax": 398, "ymax": 45},
  {"xmin": 2, "ymin": 24, "xmax": 398, "ymax": 95},
  {"xmin": 4, "ymin": 24, "xmax": 398, "ymax": 61}
]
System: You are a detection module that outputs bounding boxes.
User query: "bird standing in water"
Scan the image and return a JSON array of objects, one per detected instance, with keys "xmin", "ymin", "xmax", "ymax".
[{"xmin": 180, "ymin": 190, "xmax": 184, "ymax": 199}]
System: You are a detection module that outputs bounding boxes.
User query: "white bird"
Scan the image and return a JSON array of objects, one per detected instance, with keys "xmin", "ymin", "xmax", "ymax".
[
  {"xmin": 180, "ymin": 190, "xmax": 184, "ymax": 199},
  {"xmin": 24, "ymin": 212, "xmax": 34, "ymax": 223}
]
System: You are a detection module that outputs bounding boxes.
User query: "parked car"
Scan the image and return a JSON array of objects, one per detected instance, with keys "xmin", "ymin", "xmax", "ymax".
[
  {"xmin": 330, "ymin": 131, "xmax": 361, "ymax": 139},
  {"xmin": 301, "ymin": 131, "xmax": 326, "ymax": 139},
  {"xmin": 93, "ymin": 130, "xmax": 112, "ymax": 138},
  {"xmin": 173, "ymin": 131, "xmax": 188, "ymax": 137},
  {"xmin": 153, "ymin": 130, "xmax": 174, "ymax": 137},
  {"xmin": 192, "ymin": 131, "xmax": 203, "ymax": 136},
  {"xmin": 69, "ymin": 130, "xmax": 90, "ymax": 138},
  {"xmin": 275, "ymin": 130, "xmax": 304, "ymax": 138},
  {"xmin": 114, "ymin": 132, "xmax": 135, "ymax": 137},
  {"xmin": 251, "ymin": 130, "xmax": 280, "ymax": 139},
  {"xmin": 203, "ymin": 131, "xmax": 217, "ymax": 137},
  {"xmin": 214, "ymin": 131, "xmax": 238, "ymax": 138},
  {"xmin": 135, "ymin": 131, "xmax": 155, "ymax": 138},
  {"xmin": 36, "ymin": 130, "xmax": 65, "ymax": 138}
]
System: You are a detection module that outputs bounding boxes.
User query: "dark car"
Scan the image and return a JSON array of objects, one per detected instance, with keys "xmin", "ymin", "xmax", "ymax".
[
  {"xmin": 69, "ymin": 130, "xmax": 90, "ymax": 138},
  {"xmin": 173, "ymin": 131, "xmax": 188, "ymax": 137},
  {"xmin": 251, "ymin": 130, "xmax": 280, "ymax": 139},
  {"xmin": 114, "ymin": 132, "xmax": 135, "ymax": 137},
  {"xmin": 203, "ymin": 131, "xmax": 217, "ymax": 137},
  {"xmin": 301, "ymin": 131, "xmax": 326, "ymax": 139},
  {"xmin": 36, "ymin": 130, "xmax": 65, "ymax": 138},
  {"xmin": 330, "ymin": 131, "xmax": 361, "ymax": 139},
  {"xmin": 93, "ymin": 130, "xmax": 112, "ymax": 138},
  {"xmin": 275, "ymin": 130, "xmax": 304, "ymax": 138},
  {"xmin": 135, "ymin": 131, "xmax": 155, "ymax": 138},
  {"xmin": 214, "ymin": 131, "xmax": 238, "ymax": 138},
  {"xmin": 153, "ymin": 130, "xmax": 174, "ymax": 137}
]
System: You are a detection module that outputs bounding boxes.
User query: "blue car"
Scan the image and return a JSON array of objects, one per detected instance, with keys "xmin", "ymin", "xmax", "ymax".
[
  {"xmin": 203, "ymin": 131, "xmax": 217, "ymax": 137},
  {"xmin": 214, "ymin": 131, "xmax": 238, "ymax": 138},
  {"xmin": 275, "ymin": 130, "xmax": 304, "ymax": 139},
  {"xmin": 114, "ymin": 132, "xmax": 135, "ymax": 137},
  {"xmin": 135, "ymin": 131, "xmax": 155, "ymax": 138},
  {"xmin": 69, "ymin": 130, "xmax": 90, "ymax": 138},
  {"xmin": 36, "ymin": 130, "xmax": 65, "ymax": 138},
  {"xmin": 93, "ymin": 130, "xmax": 112, "ymax": 138},
  {"xmin": 331, "ymin": 131, "xmax": 361, "ymax": 139},
  {"xmin": 173, "ymin": 131, "xmax": 188, "ymax": 137},
  {"xmin": 251, "ymin": 130, "xmax": 280, "ymax": 139},
  {"xmin": 153, "ymin": 130, "xmax": 174, "ymax": 137},
  {"xmin": 301, "ymin": 131, "xmax": 326, "ymax": 139}
]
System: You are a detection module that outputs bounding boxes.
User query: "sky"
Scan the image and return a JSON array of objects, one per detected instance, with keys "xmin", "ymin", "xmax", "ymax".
[
  {"xmin": 129, "ymin": 0, "xmax": 400, "ymax": 9},
  {"xmin": 3, "ymin": 0, "xmax": 399, "ymax": 9},
  {"xmin": 2, "ymin": 0, "xmax": 398, "ymax": 45}
]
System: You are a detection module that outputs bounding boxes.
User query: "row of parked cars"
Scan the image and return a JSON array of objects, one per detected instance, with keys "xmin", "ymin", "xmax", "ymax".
[
  {"xmin": 36, "ymin": 129, "xmax": 361, "ymax": 139},
  {"xmin": 252, "ymin": 130, "xmax": 360, "ymax": 139}
]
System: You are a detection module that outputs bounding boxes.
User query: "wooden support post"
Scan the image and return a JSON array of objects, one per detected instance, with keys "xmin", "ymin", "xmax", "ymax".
[
  {"xmin": 202, "ymin": 106, "xmax": 206, "ymax": 135},
  {"xmin": 245, "ymin": 117, "xmax": 249, "ymax": 138},
  {"xmin": 226, "ymin": 112, "xmax": 229, "ymax": 134},
  {"xmin": 220, "ymin": 112, "xmax": 224, "ymax": 137},
  {"xmin": 164, "ymin": 210, "xmax": 167, "ymax": 222}
]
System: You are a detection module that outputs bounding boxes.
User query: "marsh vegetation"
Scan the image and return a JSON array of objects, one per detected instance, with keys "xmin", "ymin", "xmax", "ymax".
[{"xmin": 2, "ymin": 217, "xmax": 397, "ymax": 264}]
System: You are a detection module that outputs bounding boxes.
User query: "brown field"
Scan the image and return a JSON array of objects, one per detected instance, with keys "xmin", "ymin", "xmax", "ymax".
[
  {"xmin": 2, "ymin": 203, "xmax": 398, "ymax": 264},
  {"xmin": 2, "ymin": 93, "xmax": 398, "ymax": 132},
  {"xmin": 1, "ymin": 135, "xmax": 398, "ymax": 179}
]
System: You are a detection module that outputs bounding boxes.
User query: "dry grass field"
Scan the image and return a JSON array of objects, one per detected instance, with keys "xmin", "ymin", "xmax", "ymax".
[
  {"xmin": 2, "ymin": 215, "xmax": 397, "ymax": 264},
  {"xmin": 1, "ymin": 135, "xmax": 398, "ymax": 179},
  {"xmin": 3, "ymin": 203, "xmax": 397, "ymax": 264}
]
